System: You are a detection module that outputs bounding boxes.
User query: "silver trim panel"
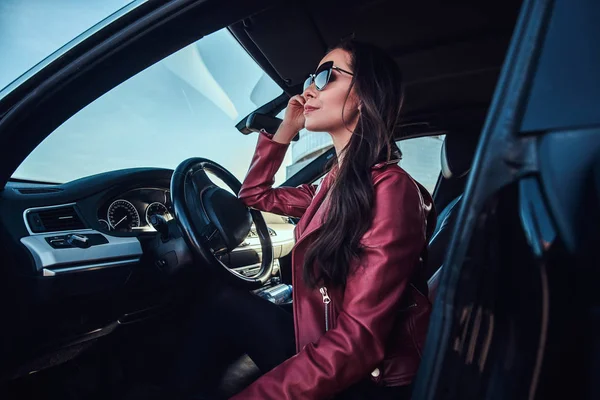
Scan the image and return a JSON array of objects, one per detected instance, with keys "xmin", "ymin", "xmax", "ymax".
[
  {"xmin": 20, "ymin": 230, "xmax": 143, "ymax": 271},
  {"xmin": 231, "ymin": 259, "xmax": 280, "ymax": 277},
  {"xmin": 42, "ymin": 258, "xmax": 140, "ymax": 276},
  {"xmin": 232, "ymin": 225, "xmax": 295, "ymax": 253}
]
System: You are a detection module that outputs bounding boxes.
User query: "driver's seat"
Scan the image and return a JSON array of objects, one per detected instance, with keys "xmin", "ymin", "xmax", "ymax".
[{"xmin": 426, "ymin": 133, "xmax": 478, "ymax": 303}]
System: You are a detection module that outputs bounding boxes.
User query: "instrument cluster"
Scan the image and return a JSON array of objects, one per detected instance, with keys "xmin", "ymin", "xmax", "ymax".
[{"xmin": 97, "ymin": 188, "xmax": 173, "ymax": 232}]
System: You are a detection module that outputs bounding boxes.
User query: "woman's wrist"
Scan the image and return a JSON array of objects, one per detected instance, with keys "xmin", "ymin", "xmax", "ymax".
[{"xmin": 272, "ymin": 122, "xmax": 300, "ymax": 144}]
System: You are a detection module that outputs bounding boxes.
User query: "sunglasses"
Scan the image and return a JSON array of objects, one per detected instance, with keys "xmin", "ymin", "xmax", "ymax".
[{"xmin": 303, "ymin": 61, "xmax": 354, "ymax": 92}]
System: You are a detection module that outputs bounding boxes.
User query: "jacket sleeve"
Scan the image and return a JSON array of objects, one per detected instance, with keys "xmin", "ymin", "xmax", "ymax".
[
  {"xmin": 230, "ymin": 170, "xmax": 429, "ymax": 400},
  {"xmin": 238, "ymin": 131, "xmax": 318, "ymax": 218}
]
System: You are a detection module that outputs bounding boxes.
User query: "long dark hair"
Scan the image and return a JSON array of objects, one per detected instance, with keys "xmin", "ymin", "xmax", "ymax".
[{"xmin": 303, "ymin": 39, "xmax": 404, "ymax": 288}]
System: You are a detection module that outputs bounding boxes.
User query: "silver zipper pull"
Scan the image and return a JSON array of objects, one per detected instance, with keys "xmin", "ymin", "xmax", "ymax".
[
  {"xmin": 320, "ymin": 287, "xmax": 331, "ymax": 304},
  {"xmin": 320, "ymin": 286, "xmax": 331, "ymax": 331}
]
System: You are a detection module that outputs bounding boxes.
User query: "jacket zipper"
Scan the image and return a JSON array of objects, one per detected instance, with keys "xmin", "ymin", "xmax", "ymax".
[{"xmin": 320, "ymin": 286, "xmax": 331, "ymax": 331}]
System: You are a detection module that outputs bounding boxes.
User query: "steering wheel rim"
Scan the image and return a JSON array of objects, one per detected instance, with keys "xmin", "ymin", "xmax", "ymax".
[{"xmin": 170, "ymin": 158, "xmax": 274, "ymax": 288}]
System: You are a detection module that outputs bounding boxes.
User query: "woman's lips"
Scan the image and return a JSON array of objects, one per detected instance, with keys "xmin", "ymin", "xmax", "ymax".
[{"xmin": 304, "ymin": 106, "xmax": 319, "ymax": 115}]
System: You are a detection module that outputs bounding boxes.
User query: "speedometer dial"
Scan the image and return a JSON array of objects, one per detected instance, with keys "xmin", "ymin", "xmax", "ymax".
[
  {"xmin": 145, "ymin": 202, "xmax": 171, "ymax": 229},
  {"xmin": 107, "ymin": 199, "xmax": 140, "ymax": 231}
]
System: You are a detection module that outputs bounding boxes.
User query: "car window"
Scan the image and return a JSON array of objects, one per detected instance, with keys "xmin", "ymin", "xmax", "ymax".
[
  {"xmin": 306, "ymin": 135, "xmax": 445, "ymax": 194},
  {"xmin": 12, "ymin": 28, "xmax": 306, "ymax": 186},
  {"xmin": 276, "ymin": 116, "xmax": 333, "ymax": 181},
  {"xmin": 0, "ymin": 0, "xmax": 137, "ymax": 91},
  {"xmin": 396, "ymin": 135, "xmax": 445, "ymax": 193}
]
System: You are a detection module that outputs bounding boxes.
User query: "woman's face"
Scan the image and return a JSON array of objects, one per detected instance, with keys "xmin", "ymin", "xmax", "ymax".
[{"xmin": 302, "ymin": 49, "xmax": 359, "ymax": 134}]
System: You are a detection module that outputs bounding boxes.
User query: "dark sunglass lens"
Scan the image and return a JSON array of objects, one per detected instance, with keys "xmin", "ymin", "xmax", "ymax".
[{"xmin": 314, "ymin": 69, "xmax": 330, "ymax": 90}]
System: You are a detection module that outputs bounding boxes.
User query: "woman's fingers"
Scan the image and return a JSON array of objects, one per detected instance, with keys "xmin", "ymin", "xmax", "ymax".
[
  {"xmin": 281, "ymin": 95, "xmax": 307, "ymax": 134},
  {"xmin": 289, "ymin": 94, "xmax": 305, "ymax": 107}
]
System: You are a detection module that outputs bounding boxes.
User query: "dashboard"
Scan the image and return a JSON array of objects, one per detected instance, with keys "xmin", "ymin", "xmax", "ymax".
[
  {"xmin": 2, "ymin": 168, "xmax": 296, "ymax": 277},
  {"xmin": 97, "ymin": 188, "xmax": 173, "ymax": 233},
  {"xmin": 0, "ymin": 167, "xmax": 297, "ymax": 380}
]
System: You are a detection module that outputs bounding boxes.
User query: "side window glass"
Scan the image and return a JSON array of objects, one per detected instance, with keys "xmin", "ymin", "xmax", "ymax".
[
  {"xmin": 396, "ymin": 135, "xmax": 445, "ymax": 194},
  {"xmin": 303, "ymin": 135, "xmax": 445, "ymax": 194}
]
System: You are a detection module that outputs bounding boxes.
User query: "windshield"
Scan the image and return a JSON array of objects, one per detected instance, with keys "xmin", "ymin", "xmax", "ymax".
[
  {"xmin": 12, "ymin": 28, "xmax": 300, "ymax": 184},
  {"xmin": 0, "ymin": 0, "xmax": 136, "ymax": 91},
  {"xmin": 11, "ymin": 26, "xmax": 443, "ymax": 192}
]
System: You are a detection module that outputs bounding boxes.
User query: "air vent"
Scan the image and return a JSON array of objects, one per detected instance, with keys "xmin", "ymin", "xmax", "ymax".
[
  {"xmin": 26, "ymin": 206, "xmax": 86, "ymax": 233},
  {"xmin": 17, "ymin": 187, "xmax": 63, "ymax": 195}
]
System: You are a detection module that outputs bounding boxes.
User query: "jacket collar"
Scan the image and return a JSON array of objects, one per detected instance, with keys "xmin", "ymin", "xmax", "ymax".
[
  {"xmin": 294, "ymin": 171, "xmax": 334, "ymax": 247},
  {"xmin": 294, "ymin": 158, "xmax": 401, "ymax": 248},
  {"xmin": 372, "ymin": 158, "xmax": 401, "ymax": 169}
]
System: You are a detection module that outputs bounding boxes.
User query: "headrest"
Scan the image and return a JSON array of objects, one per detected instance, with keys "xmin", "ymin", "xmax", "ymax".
[{"xmin": 441, "ymin": 134, "xmax": 479, "ymax": 179}]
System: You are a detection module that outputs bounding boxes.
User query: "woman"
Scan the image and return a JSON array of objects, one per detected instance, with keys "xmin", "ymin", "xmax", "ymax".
[{"xmin": 172, "ymin": 39, "xmax": 435, "ymax": 400}]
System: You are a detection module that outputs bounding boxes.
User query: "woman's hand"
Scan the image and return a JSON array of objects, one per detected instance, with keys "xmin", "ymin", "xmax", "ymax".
[{"xmin": 273, "ymin": 95, "xmax": 306, "ymax": 144}]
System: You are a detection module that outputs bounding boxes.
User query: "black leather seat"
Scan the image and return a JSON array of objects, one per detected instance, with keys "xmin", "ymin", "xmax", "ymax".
[{"xmin": 427, "ymin": 134, "xmax": 478, "ymax": 302}]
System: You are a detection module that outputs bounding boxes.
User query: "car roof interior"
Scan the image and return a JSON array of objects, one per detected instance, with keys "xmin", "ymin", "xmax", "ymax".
[{"xmin": 229, "ymin": 0, "xmax": 523, "ymax": 138}]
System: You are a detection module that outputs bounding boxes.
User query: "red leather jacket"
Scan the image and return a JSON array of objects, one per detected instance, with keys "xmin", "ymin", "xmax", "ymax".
[{"xmin": 232, "ymin": 131, "xmax": 435, "ymax": 400}]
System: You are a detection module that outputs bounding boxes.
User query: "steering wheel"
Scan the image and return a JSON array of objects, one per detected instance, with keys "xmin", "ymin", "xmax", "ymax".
[{"xmin": 170, "ymin": 158, "xmax": 274, "ymax": 288}]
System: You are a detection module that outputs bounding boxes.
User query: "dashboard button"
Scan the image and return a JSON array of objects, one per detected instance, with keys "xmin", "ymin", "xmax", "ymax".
[{"xmin": 45, "ymin": 236, "xmax": 72, "ymax": 248}]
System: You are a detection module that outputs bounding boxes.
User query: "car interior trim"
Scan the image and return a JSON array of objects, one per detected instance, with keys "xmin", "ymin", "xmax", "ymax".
[
  {"xmin": 22, "ymin": 202, "xmax": 87, "ymax": 235},
  {"xmin": 41, "ymin": 258, "xmax": 141, "ymax": 276},
  {"xmin": 20, "ymin": 230, "xmax": 143, "ymax": 271}
]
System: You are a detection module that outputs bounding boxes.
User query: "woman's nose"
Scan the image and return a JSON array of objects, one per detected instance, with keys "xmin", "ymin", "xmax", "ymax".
[{"xmin": 302, "ymin": 83, "xmax": 317, "ymax": 99}]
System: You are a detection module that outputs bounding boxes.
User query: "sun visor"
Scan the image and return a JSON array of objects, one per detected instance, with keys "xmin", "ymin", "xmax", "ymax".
[{"xmin": 241, "ymin": 6, "xmax": 326, "ymax": 88}]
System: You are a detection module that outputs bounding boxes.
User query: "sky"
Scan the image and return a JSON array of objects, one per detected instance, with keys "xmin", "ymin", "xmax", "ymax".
[
  {"xmin": 0, "ymin": 0, "xmax": 133, "ymax": 90},
  {"xmin": 1, "ymin": 0, "xmax": 293, "ymax": 185}
]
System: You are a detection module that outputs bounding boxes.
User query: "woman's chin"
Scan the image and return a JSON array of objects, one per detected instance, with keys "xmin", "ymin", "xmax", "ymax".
[{"xmin": 304, "ymin": 119, "xmax": 327, "ymax": 133}]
